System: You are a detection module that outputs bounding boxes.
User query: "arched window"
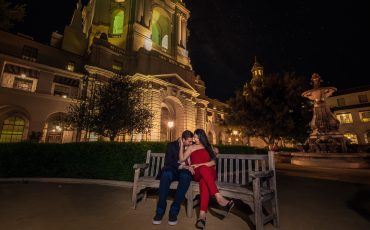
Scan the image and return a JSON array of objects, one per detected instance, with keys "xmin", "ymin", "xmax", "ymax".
[
  {"xmin": 152, "ymin": 8, "xmax": 171, "ymax": 50},
  {"xmin": 161, "ymin": 35, "xmax": 168, "ymax": 49},
  {"xmin": 0, "ymin": 116, "xmax": 25, "ymax": 143},
  {"xmin": 111, "ymin": 10, "xmax": 124, "ymax": 35}
]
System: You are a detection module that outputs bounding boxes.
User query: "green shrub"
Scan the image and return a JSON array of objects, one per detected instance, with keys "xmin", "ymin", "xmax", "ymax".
[{"xmin": 0, "ymin": 142, "xmax": 262, "ymax": 181}]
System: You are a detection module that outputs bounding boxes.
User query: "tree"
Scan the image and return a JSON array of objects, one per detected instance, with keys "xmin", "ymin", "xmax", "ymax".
[
  {"xmin": 93, "ymin": 75, "xmax": 153, "ymax": 141},
  {"xmin": 228, "ymin": 72, "xmax": 311, "ymax": 146},
  {"xmin": 0, "ymin": 0, "xmax": 26, "ymax": 30},
  {"xmin": 65, "ymin": 92, "xmax": 98, "ymax": 142}
]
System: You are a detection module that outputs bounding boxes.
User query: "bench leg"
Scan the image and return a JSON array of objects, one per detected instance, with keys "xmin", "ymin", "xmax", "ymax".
[
  {"xmin": 271, "ymin": 192, "xmax": 280, "ymax": 227},
  {"xmin": 132, "ymin": 185, "xmax": 138, "ymax": 209},
  {"xmin": 143, "ymin": 190, "xmax": 148, "ymax": 203},
  {"xmin": 185, "ymin": 188, "xmax": 193, "ymax": 217},
  {"xmin": 253, "ymin": 178, "xmax": 263, "ymax": 230}
]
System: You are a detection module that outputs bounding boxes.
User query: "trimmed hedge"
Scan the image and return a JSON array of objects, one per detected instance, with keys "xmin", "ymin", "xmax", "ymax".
[{"xmin": 0, "ymin": 142, "xmax": 263, "ymax": 181}]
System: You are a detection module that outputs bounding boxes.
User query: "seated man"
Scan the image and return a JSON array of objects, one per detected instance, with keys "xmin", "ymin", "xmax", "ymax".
[{"xmin": 152, "ymin": 130, "xmax": 195, "ymax": 226}]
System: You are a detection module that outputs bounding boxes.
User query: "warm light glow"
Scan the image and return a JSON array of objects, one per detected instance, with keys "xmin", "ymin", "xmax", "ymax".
[
  {"xmin": 167, "ymin": 121, "xmax": 174, "ymax": 128},
  {"xmin": 144, "ymin": 38, "xmax": 152, "ymax": 51},
  {"xmin": 62, "ymin": 95, "xmax": 67, "ymax": 98},
  {"xmin": 232, "ymin": 130, "xmax": 238, "ymax": 135},
  {"xmin": 20, "ymin": 73, "xmax": 26, "ymax": 78}
]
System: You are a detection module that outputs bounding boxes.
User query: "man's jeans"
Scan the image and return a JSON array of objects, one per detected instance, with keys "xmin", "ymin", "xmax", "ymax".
[{"xmin": 156, "ymin": 167, "xmax": 192, "ymax": 217}]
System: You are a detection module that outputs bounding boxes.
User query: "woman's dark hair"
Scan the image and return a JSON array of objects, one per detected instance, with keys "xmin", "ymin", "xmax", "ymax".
[{"xmin": 194, "ymin": 128, "xmax": 216, "ymax": 160}]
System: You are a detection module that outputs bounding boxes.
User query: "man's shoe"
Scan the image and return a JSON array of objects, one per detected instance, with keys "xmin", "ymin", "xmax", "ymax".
[
  {"xmin": 196, "ymin": 218, "xmax": 206, "ymax": 229},
  {"xmin": 152, "ymin": 214, "xmax": 163, "ymax": 225},
  {"xmin": 168, "ymin": 214, "xmax": 178, "ymax": 226}
]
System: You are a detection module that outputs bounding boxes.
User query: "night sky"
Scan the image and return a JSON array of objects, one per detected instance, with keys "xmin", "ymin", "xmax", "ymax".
[{"xmin": 11, "ymin": 0, "xmax": 370, "ymax": 101}]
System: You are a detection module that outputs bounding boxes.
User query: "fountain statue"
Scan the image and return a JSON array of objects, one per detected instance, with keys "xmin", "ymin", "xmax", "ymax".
[
  {"xmin": 301, "ymin": 73, "xmax": 348, "ymax": 153},
  {"xmin": 288, "ymin": 73, "xmax": 370, "ymax": 169}
]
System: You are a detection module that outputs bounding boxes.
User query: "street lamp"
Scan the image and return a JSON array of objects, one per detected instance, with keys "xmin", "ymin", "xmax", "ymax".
[{"xmin": 167, "ymin": 121, "xmax": 174, "ymax": 141}]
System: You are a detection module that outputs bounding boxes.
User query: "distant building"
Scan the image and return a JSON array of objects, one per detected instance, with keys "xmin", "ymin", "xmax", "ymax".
[
  {"xmin": 327, "ymin": 85, "xmax": 370, "ymax": 144},
  {"xmin": 0, "ymin": 0, "xmax": 227, "ymax": 143}
]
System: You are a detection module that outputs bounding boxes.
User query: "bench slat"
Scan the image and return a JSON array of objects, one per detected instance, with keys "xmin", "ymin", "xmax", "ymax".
[
  {"xmin": 236, "ymin": 159, "xmax": 240, "ymax": 184},
  {"xmin": 223, "ymin": 158, "xmax": 227, "ymax": 182},
  {"xmin": 242, "ymin": 159, "xmax": 246, "ymax": 185},
  {"xmin": 155, "ymin": 156, "xmax": 161, "ymax": 177},
  {"xmin": 218, "ymin": 158, "xmax": 222, "ymax": 182},
  {"xmin": 230, "ymin": 158, "xmax": 234, "ymax": 183}
]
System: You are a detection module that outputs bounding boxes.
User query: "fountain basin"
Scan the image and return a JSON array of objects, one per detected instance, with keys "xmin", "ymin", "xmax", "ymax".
[{"xmin": 290, "ymin": 152, "xmax": 370, "ymax": 169}]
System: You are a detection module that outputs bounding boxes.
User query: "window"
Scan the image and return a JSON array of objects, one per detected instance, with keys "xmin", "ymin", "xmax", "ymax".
[
  {"xmin": 22, "ymin": 45, "xmax": 38, "ymax": 62},
  {"xmin": 337, "ymin": 98, "xmax": 345, "ymax": 107},
  {"xmin": 112, "ymin": 60, "xmax": 123, "ymax": 71},
  {"xmin": 67, "ymin": 61, "xmax": 75, "ymax": 72},
  {"xmin": 53, "ymin": 76, "xmax": 80, "ymax": 99},
  {"xmin": 343, "ymin": 133, "xmax": 358, "ymax": 144},
  {"xmin": 111, "ymin": 10, "xmax": 124, "ymax": 35},
  {"xmin": 54, "ymin": 84, "xmax": 70, "ymax": 98},
  {"xmin": 161, "ymin": 35, "xmax": 168, "ymax": 49},
  {"xmin": 13, "ymin": 77, "xmax": 33, "ymax": 91},
  {"xmin": 358, "ymin": 94, "xmax": 368, "ymax": 104},
  {"xmin": 0, "ymin": 116, "xmax": 25, "ymax": 143},
  {"xmin": 366, "ymin": 131, "xmax": 370, "ymax": 144},
  {"xmin": 336, "ymin": 113, "xmax": 353, "ymax": 124},
  {"xmin": 359, "ymin": 111, "xmax": 370, "ymax": 122}
]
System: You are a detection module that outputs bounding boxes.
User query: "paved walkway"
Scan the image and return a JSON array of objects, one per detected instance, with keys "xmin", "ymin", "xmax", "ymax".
[{"xmin": 0, "ymin": 173, "xmax": 369, "ymax": 230}]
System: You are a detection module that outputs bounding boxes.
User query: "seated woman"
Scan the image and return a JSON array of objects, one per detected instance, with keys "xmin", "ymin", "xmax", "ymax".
[{"xmin": 179, "ymin": 128, "xmax": 234, "ymax": 229}]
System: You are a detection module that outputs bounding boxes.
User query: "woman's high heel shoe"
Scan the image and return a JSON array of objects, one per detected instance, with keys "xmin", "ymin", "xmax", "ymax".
[{"xmin": 222, "ymin": 200, "xmax": 235, "ymax": 217}]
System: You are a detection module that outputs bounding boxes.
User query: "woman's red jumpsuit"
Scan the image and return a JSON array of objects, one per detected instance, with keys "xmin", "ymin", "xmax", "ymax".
[{"xmin": 191, "ymin": 148, "xmax": 218, "ymax": 212}]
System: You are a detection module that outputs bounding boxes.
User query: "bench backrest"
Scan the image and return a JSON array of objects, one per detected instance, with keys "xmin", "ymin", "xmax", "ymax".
[{"xmin": 144, "ymin": 150, "xmax": 275, "ymax": 185}]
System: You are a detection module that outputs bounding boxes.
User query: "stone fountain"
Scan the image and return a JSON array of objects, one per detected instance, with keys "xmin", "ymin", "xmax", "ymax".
[{"xmin": 290, "ymin": 73, "xmax": 370, "ymax": 168}]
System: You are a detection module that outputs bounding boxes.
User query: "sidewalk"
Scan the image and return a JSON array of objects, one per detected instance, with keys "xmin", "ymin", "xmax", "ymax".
[
  {"xmin": 276, "ymin": 162, "xmax": 370, "ymax": 185},
  {"xmin": 1, "ymin": 174, "xmax": 369, "ymax": 230}
]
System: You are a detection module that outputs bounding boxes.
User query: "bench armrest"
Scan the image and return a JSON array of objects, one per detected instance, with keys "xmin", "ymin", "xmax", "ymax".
[
  {"xmin": 133, "ymin": 163, "xmax": 149, "ymax": 169},
  {"xmin": 250, "ymin": 170, "xmax": 274, "ymax": 179}
]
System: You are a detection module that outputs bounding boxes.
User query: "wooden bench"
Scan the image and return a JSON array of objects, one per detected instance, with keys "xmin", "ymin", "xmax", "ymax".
[{"xmin": 132, "ymin": 150, "xmax": 280, "ymax": 230}]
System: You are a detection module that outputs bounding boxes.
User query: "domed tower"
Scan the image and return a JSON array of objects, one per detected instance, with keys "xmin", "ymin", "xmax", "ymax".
[
  {"xmin": 250, "ymin": 56, "xmax": 264, "ymax": 89},
  {"xmin": 251, "ymin": 56, "xmax": 263, "ymax": 79}
]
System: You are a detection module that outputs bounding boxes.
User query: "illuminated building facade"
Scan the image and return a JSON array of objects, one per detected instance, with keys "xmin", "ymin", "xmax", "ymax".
[
  {"xmin": 326, "ymin": 86, "xmax": 370, "ymax": 144},
  {"xmin": 0, "ymin": 0, "xmax": 227, "ymax": 143}
]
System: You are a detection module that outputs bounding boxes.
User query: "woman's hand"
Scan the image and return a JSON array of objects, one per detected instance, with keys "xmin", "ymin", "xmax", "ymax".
[{"xmin": 191, "ymin": 163, "xmax": 202, "ymax": 169}]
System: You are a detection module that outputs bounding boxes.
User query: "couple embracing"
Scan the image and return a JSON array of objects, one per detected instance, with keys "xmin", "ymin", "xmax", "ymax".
[{"xmin": 152, "ymin": 129, "xmax": 234, "ymax": 229}]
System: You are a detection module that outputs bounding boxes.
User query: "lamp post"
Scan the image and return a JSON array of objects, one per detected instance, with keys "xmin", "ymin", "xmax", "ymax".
[{"xmin": 167, "ymin": 121, "xmax": 174, "ymax": 141}]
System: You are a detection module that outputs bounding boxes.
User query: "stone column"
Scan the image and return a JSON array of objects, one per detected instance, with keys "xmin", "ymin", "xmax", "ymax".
[
  {"xmin": 181, "ymin": 18, "xmax": 187, "ymax": 48},
  {"xmin": 196, "ymin": 106, "xmax": 206, "ymax": 130},
  {"xmin": 136, "ymin": 0, "xmax": 144, "ymax": 24},
  {"xmin": 183, "ymin": 98, "xmax": 197, "ymax": 131},
  {"xmin": 177, "ymin": 14, "xmax": 182, "ymax": 46},
  {"xmin": 143, "ymin": 0, "xmax": 152, "ymax": 28},
  {"xmin": 146, "ymin": 89, "xmax": 162, "ymax": 141}
]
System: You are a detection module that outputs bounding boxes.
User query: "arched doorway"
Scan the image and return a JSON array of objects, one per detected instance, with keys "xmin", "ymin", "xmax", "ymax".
[
  {"xmin": 43, "ymin": 112, "xmax": 74, "ymax": 143},
  {"xmin": 343, "ymin": 132, "xmax": 358, "ymax": 144},
  {"xmin": 159, "ymin": 96, "xmax": 184, "ymax": 141},
  {"xmin": 365, "ymin": 131, "xmax": 370, "ymax": 144}
]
